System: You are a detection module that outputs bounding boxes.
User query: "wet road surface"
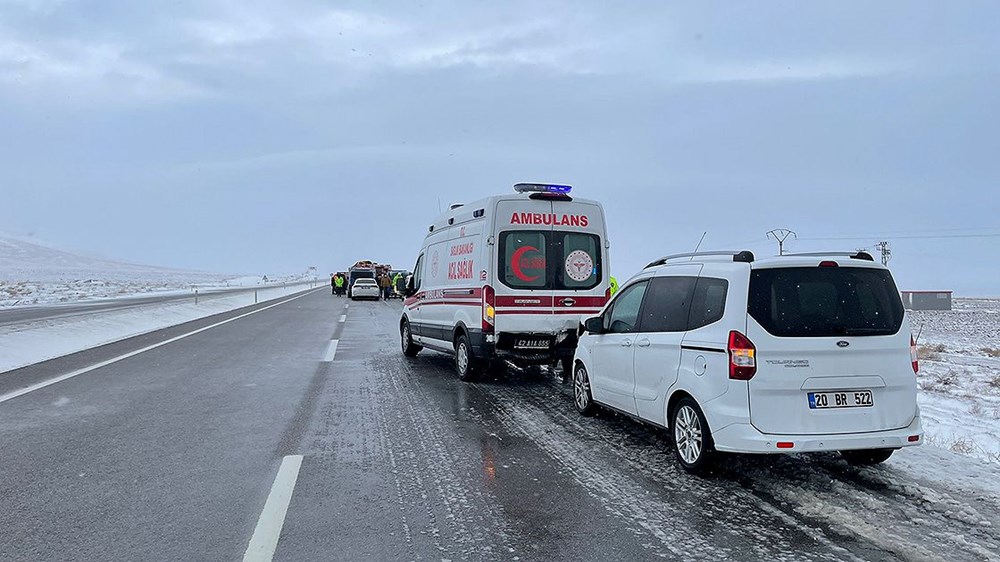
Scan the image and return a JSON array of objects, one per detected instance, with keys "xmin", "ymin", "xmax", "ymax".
[{"xmin": 1, "ymin": 290, "xmax": 998, "ymax": 561}]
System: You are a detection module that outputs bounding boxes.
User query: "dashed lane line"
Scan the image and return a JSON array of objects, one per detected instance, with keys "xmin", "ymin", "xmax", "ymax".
[
  {"xmin": 0, "ymin": 288, "xmax": 324, "ymax": 405},
  {"xmin": 338, "ymin": 314, "xmax": 347, "ymax": 323},
  {"xmin": 242, "ymin": 455, "xmax": 304, "ymax": 562},
  {"xmin": 322, "ymin": 340, "xmax": 339, "ymax": 362}
]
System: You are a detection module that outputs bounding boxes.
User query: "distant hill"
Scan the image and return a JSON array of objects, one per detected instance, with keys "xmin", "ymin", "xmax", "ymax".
[{"xmin": 0, "ymin": 235, "xmax": 221, "ymax": 284}]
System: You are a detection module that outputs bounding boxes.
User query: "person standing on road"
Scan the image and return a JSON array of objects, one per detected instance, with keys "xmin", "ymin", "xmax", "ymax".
[
  {"xmin": 392, "ymin": 272, "xmax": 404, "ymax": 299},
  {"xmin": 379, "ymin": 274, "xmax": 392, "ymax": 300},
  {"xmin": 334, "ymin": 274, "xmax": 345, "ymax": 296},
  {"xmin": 331, "ymin": 274, "xmax": 336, "ymax": 295}
]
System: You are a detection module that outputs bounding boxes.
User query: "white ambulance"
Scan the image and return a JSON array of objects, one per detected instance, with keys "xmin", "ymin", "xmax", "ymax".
[{"xmin": 400, "ymin": 183, "xmax": 611, "ymax": 381}]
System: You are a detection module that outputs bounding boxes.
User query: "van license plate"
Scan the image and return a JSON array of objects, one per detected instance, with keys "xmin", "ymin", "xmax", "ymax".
[
  {"xmin": 808, "ymin": 390, "xmax": 873, "ymax": 409},
  {"xmin": 515, "ymin": 339, "xmax": 551, "ymax": 350}
]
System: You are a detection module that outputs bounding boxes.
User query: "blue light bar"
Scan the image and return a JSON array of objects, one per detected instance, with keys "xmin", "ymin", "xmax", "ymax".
[{"xmin": 513, "ymin": 183, "xmax": 573, "ymax": 194}]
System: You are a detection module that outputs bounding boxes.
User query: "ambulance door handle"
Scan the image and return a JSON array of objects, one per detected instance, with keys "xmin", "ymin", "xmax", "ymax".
[
  {"xmin": 636, "ymin": 338, "xmax": 651, "ymax": 348},
  {"xmin": 620, "ymin": 339, "xmax": 633, "ymax": 347},
  {"xmin": 559, "ymin": 298, "xmax": 576, "ymax": 307}
]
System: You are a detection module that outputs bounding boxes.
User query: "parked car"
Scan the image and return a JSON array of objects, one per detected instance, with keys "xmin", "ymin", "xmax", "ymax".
[
  {"xmin": 350, "ymin": 278, "xmax": 381, "ymax": 300},
  {"xmin": 572, "ymin": 250, "xmax": 923, "ymax": 474}
]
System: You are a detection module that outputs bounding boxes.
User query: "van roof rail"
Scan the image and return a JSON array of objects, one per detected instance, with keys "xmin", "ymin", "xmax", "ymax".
[
  {"xmin": 781, "ymin": 251, "xmax": 875, "ymax": 261},
  {"xmin": 645, "ymin": 250, "xmax": 755, "ymax": 269}
]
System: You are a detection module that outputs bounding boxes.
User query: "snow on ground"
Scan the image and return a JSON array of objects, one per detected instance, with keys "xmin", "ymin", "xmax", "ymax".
[
  {"xmin": 0, "ymin": 234, "xmax": 311, "ymax": 307},
  {"xmin": 0, "ymin": 282, "xmax": 317, "ymax": 374},
  {"xmin": 910, "ymin": 298, "xmax": 1000, "ymax": 463}
]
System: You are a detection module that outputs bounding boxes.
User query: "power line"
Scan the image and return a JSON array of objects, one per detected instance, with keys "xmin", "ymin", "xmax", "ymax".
[{"xmin": 798, "ymin": 233, "xmax": 1000, "ymax": 241}]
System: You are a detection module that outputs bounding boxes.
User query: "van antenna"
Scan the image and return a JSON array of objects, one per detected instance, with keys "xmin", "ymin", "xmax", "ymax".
[{"xmin": 690, "ymin": 232, "xmax": 707, "ymax": 260}]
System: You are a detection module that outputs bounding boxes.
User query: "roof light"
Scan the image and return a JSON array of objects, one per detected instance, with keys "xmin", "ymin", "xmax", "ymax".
[{"xmin": 513, "ymin": 183, "xmax": 573, "ymax": 194}]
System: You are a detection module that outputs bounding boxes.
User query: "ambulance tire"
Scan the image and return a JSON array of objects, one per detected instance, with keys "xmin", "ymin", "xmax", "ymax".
[
  {"xmin": 455, "ymin": 333, "xmax": 480, "ymax": 382},
  {"xmin": 401, "ymin": 320, "xmax": 422, "ymax": 357}
]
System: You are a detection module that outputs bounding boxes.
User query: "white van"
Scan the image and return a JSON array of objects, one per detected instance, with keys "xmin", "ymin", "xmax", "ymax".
[
  {"xmin": 572, "ymin": 250, "xmax": 923, "ymax": 473},
  {"xmin": 400, "ymin": 183, "xmax": 610, "ymax": 380}
]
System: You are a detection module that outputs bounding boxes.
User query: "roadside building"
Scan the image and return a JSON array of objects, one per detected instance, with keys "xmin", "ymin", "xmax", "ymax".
[{"xmin": 901, "ymin": 290, "xmax": 952, "ymax": 311}]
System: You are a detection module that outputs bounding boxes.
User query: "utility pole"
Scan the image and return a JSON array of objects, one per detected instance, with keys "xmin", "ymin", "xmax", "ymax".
[
  {"xmin": 766, "ymin": 228, "xmax": 796, "ymax": 255},
  {"xmin": 874, "ymin": 240, "xmax": 891, "ymax": 266}
]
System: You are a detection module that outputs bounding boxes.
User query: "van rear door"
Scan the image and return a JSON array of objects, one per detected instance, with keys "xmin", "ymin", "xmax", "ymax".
[
  {"xmin": 494, "ymin": 198, "xmax": 556, "ymax": 335},
  {"xmin": 744, "ymin": 262, "xmax": 916, "ymax": 435},
  {"xmin": 551, "ymin": 199, "xmax": 608, "ymax": 330}
]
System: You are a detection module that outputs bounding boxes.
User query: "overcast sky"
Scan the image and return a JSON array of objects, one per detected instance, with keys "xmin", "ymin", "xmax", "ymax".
[{"xmin": 1, "ymin": 1, "xmax": 998, "ymax": 294}]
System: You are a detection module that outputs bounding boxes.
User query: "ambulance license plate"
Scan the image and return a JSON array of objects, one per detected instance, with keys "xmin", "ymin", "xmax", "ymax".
[
  {"xmin": 808, "ymin": 390, "xmax": 873, "ymax": 409},
  {"xmin": 514, "ymin": 338, "xmax": 551, "ymax": 350}
]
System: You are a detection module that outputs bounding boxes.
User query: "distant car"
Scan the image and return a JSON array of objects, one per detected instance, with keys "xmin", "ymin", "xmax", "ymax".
[
  {"xmin": 350, "ymin": 278, "xmax": 381, "ymax": 300},
  {"xmin": 573, "ymin": 250, "xmax": 923, "ymax": 474}
]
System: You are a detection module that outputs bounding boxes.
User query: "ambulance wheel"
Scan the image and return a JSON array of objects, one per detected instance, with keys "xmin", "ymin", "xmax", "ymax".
[
  {"xmin": 401, "ymin": 320, "xmax": 421, "ymax": 357},
  {"xmin": 455, "ymin": 334, "xmax": 480, "ymax": 382}
]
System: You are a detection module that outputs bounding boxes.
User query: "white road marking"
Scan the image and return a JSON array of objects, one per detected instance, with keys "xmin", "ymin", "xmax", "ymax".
[
  {"xmin": 338, "ymin": 314, "xmax": 347, "ymax": 323},
  {"xmin": 344, "ymin": 303, "xmax": 349, "ymax": 309},
  {"xmin": 0, "ymin": 288, "xmax": 323, "ymax": 405},
  {"xmin": 322, "ymin": 340, "xmax": 339, "ymax": 362},
  {"xmin": 242, "ymin": 455, "xmax": 304, "ymax": 562}
]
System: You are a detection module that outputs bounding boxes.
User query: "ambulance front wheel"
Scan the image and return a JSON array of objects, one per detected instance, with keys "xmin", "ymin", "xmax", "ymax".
[
  {"xmin": 401, "ymin": 320, "xmax": 422, "ymax": 357},
  {"xmin": 455, "ymin": 333, "xmax": 480, "ymax": 382}
]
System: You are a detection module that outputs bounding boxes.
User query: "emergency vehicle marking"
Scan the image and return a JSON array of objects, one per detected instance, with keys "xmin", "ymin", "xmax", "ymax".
[
  {"xmin": 511, "ymin": 246, "xmax": 544, "ymax": 282},
  {"xmin": 565, "ymin": 250, "xmax": 594, "ymax": 282},
  {"xmin": 447, "ymin": 241, "xmax": 475, "ymax": 280},
  {"xmin": 510, "ymin": 213, "xmax": 589, "ymax": 227}
]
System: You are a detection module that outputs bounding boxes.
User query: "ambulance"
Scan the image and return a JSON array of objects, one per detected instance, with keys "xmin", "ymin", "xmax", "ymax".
[{"xmin": 400, "ymin": 183, "xmax": 610, "ymax": 381}]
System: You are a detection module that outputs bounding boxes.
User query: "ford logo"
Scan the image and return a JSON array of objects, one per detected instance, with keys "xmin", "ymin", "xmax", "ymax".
[{"xmin": 837, "ymin": 341, "xmax": 850, "ymax": 348}]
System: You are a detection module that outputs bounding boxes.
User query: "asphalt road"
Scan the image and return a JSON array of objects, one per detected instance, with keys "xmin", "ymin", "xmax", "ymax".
[{"xmin": 1, "ymin": 289, "xmax": 997, "ymax": 561}]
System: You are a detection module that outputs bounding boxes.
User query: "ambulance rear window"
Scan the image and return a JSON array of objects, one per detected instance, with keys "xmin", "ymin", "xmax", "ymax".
[{"xmin": 498, "ymin": 231, "xmax": 602, "ymax": 290}]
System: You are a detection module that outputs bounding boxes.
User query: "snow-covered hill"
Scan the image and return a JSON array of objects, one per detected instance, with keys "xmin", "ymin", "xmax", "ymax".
[{"xmin": 0, "ymin": 235, "xmax": 275, "ymax": 307}]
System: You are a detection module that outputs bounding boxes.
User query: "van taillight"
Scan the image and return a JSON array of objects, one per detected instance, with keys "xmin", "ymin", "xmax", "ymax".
[
  {"xmin": 482, "ymin": 285, "xmax": 495, "ymax": 333},
  {"xmin": 729, "ymin": 331, "xmax": 756, "ymax": 380},
  {"xmin": 910, "ymin": 335, "xmax": 919, "ymax": 374}
]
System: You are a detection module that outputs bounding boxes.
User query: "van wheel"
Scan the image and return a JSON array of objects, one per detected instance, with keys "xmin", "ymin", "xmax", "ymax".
[
  {"xmin": 573, "ymin": 363, "xmax": 597, "ymax": 416},
  {"xmin": 400, "ymin": 320, "xmax": 422, "ymax": 357},
  {"xmin": 841, "ymin": 448, "xmax": 894, "ymax": 466},
  {"xmin": 671, "ymin": 397, "xmax": 715, "ymax": 474},
  {"xmin": 455, "ymin": 334, "xmax": 479, "ymax": 381}
]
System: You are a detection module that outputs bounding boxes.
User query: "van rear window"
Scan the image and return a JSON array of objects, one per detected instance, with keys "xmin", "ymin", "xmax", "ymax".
[
  {"xmin": 499, "ymin": 230, "xmax": 602, "ymax": 290},
  {"xmin": 748, "ymin": 267, "xmax": 904, "ymax": 337}
]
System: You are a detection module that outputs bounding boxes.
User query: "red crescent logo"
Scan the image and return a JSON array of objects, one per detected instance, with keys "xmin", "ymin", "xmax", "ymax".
[{"xmin": 511, "ymin": 245, "xmax": 540, "ymax": 282}]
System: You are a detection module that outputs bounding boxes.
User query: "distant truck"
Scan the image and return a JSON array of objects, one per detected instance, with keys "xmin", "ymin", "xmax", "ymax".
[{"xmin": 348, "ymin": 264, "xmax": 376, "ymax": 291}]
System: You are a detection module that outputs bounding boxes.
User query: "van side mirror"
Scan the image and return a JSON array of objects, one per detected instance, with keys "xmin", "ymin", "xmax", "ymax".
[
  {"xmin": 583, "ymin": 316, "xmax": 604, "ymax": 335},
  {"xmin": 403, "ymin": 275, "xmax": 416, "ymax": 297}
]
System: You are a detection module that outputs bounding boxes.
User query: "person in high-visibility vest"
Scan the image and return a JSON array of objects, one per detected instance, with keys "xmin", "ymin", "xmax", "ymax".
[
  {"xmin": 609, "ymin": 276, "xmax": 619, "ymax": 297},
  {"xmin": 334, "ymin": 274, "xmax": 345, "ymax": 296},
  {"xmin": 392, "ymin": 272, "xmax": 404, "ymax": 298}
]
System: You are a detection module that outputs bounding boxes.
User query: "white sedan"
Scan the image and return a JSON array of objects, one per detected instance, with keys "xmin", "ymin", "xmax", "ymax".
[{"xmin": 350, "ymin": 278, "xmax": 381, "ymax": 300}]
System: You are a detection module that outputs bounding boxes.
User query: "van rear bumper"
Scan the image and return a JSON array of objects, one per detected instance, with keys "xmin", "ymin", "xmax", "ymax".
[{"xmin": 711, "ymin": 414, "xmax": 923, "ymax": 454}]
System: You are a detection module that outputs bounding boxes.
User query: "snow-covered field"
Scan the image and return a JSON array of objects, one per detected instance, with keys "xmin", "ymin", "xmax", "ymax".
[
  {"xmin": 0, "ymin": 235, "xmax": 309, "ymax": 306},
  {"xmin": 910, "ymin": 298, "xmax": 1000, "ymax": 463}
]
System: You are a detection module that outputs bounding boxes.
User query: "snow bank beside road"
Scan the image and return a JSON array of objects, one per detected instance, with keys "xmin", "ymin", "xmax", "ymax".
[{"xmin": 0, "ymin": 283, "xmax": 318, "ymax": 374}]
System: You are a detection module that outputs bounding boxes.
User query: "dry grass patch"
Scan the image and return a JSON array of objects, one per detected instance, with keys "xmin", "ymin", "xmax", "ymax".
[{"xmin": 982, "ymin": 347, "xmax": 1000, "ymax": 358}]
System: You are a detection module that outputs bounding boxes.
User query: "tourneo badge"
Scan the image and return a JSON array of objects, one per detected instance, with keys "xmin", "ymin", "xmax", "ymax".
[{"xmin": 565, "ymin": 250, "xmax": 594, "ymax": 282}]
